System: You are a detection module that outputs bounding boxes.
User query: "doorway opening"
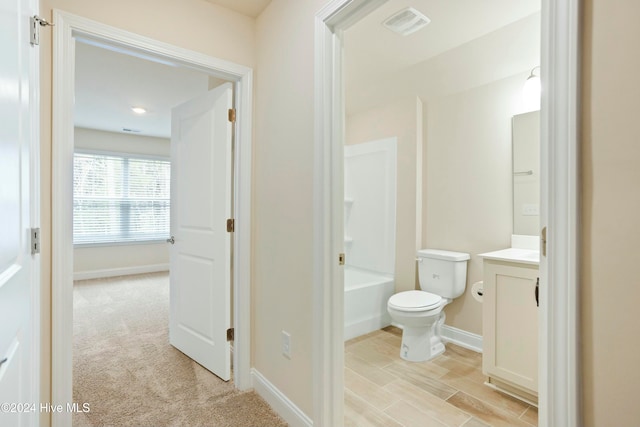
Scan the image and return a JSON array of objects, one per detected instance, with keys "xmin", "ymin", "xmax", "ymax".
[
  {"xmin": 70, "ymin": 39, "xmax": 238, "ymax": 425},
  {"xmin": 313, "ymin": 1, "xmax": 580, "ymax": 426},
  {"xmin": 341, "ymin": 1, "xmax": 541, "ymax": 425},
  {"xmin": 52, "ymin": 11, "xmax": 253, "ymax": 427}
]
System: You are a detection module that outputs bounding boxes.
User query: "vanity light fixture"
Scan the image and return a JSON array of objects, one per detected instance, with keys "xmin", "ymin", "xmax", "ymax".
[
  {"xmin": 522, "ymin": 66, "xmax": 541, "ymax": 111},
  {"xmin": 131, "ymin": 106, "xmax": 147, "ymax": 114}
]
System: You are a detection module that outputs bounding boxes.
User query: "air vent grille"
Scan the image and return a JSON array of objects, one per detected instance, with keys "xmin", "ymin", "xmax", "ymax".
[{"xmin": 383, "ymin": 7, "xmax": 430, "ymax": 36}]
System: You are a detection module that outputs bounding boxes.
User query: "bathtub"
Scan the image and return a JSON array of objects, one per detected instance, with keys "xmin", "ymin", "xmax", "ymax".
[{"xmin": 344, "ymin": 266, "xmax": 395, "ymax": 341}]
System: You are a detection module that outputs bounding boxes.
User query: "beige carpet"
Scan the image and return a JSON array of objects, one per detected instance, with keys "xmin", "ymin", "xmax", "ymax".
[{"xmin": 73, "ymin": 272, "xmax": 287, "ymax": 427}]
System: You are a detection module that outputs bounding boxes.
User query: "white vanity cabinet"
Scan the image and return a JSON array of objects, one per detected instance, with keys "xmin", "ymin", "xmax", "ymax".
[{"xmin": 481, "ymin": 255, "xmax": 539, "ymax": 404}]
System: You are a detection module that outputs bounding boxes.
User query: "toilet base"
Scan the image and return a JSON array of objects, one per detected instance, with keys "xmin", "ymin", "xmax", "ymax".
[{"xmin": 399, "ymin": 325, "xmax": 445, "ymax": 362}]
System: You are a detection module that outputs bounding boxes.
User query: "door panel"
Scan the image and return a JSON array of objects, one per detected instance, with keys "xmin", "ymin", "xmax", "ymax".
[
  {"xmin": 0, "ymin": 0, "xmax": 38, "ymax": 425},
  {"xmin": 169, "ymin": 83, "xmax": 233, "ymax": 381}
]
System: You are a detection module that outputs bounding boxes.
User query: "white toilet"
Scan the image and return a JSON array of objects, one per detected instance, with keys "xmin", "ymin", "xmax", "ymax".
[{"xmin": 387, "ymin": 249, "xmax": 470, "ymax": 362}]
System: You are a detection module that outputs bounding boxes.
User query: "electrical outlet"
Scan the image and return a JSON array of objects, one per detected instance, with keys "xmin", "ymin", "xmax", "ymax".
[{"xmin": 281, "ymin": 330, "xmax": 291, "ymax": 359}]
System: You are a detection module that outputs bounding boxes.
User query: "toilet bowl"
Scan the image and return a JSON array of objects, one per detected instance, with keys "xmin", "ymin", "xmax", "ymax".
[
  {"xmin": 387, "ymin": 290, "xmax": 447, "ymax": 361},
  {"xmin": 387, "ymin": 249, "xmax": 470, "ymax": 362}
]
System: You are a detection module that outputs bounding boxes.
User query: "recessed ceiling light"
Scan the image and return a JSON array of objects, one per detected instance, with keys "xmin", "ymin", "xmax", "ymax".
[
  {"xmin": 131, "ymin": 106, "xmax": 147, "ymax": 114},
  {"xmin": 383, "ymin": 7, "xmax": 431, "ymax": 36}
]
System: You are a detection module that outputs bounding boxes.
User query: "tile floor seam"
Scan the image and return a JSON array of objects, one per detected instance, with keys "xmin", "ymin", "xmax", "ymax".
[
  {"xmin": 345, "ymin": 328, "xmax": 537, "ymax": 427},
  {"xmin": 402, "ymin": 396, "xmax": 465, "ymax": 427},
  {"xmin": 447, "ymin": 390, "xmax": 532, "ymax": 427},
  {"xmin": 346, "ymin": 368, "xmax": 402, "ymax": 411}
]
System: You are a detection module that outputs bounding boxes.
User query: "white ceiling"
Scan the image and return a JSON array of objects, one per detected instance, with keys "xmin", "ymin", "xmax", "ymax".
[
  {"xmin": 74, "ymin": 42, "xmax": 220, "ymax": 138},
  {"xmin": 75, "ymin": 0, "xmax": 540, "ymax": 137},
  {"xmin": 204, "ymin": 0, "xmax": 272, "ymax": 18},
  {"xmin": 345, "ymin": 0, "xmax": 541, "ymax": 112},
  {"xmin": 74, "ymin": 0, "xmax": 273, "ymax": 137}
]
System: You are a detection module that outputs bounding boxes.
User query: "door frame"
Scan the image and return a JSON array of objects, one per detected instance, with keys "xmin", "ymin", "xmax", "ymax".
[
  {"xmin": 313, "ymin": 1, "xmax": 581, "ymax": 426},
  {"xmin": 51, "ymin": 10, "xmax": 253, "ymax": 427}
]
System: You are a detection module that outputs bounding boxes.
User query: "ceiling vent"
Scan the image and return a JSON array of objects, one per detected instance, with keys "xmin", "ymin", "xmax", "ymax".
[{"xmin": 382, "ymin": 7, "xmax": 430, "ymax": 36}]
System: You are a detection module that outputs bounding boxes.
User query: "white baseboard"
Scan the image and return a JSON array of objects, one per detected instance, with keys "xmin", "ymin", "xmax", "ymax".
[
  {"xmin": 251, "ymin": 368, "xmax": 313, "ymax": 427},
  {"xmin": 441, "ymin": 325, "xmax": 483, "ymax": 353},
  {"xmin": 73, "ymin": 263, "xmax": 169, "ymax": 281}
]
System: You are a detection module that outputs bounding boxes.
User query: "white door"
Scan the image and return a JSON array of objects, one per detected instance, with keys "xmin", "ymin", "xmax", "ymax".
[
  {"xmin": 0, "ymin": 0, "xmax": 39, "ymax": 425},
  {"xmin": 169, "ymin": 83, "xmax": 233, "ymax": 381}
]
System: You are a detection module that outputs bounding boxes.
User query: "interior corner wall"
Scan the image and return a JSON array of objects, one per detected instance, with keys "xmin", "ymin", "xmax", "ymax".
[
  {"xmin": 73, "ymin": 128, "xmax": 170, "ymax": 278},
  {"xmin": 423, "ymin": 74, "xmax": 526, "ymax": 336},
  {"xmin": 346, "ymin": 97, "xmax": 423, "ymax": 293},
  {"xmin": 38, "ymin": 3, "xmax": 255, "ymax": 425},
  {"xmin": 581, "ymin": 0, "xmax": 640, "ymax": 424},
  {"xmin": 254, "ymin": 0, "xmax": 329, "ymax": 419}
]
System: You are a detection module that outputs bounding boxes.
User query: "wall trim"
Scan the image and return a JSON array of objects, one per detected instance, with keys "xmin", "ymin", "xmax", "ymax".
[
  {"xmin": 52, "ymin": 10, "xmax": 253, "ymax": 427},
  {"xmin": 251, "ymin": 369, "xmax": 313, "ymax": 427},
  {"xmin": 538, "ymin": 0, "xmax": 581, "ymax": 425},
  {"xmin": 73, "ymin": 264, "xmax": 169, "ymax": 281},
  {"xmin": 441, "ymin": 325, "xmax": 483, "ymax": 353}
]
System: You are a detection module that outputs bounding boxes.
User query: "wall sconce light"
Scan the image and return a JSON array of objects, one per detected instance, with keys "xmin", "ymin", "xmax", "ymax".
[{"xmin": 522, "ymin": 66, "xmax": 541, "ymax": 111}]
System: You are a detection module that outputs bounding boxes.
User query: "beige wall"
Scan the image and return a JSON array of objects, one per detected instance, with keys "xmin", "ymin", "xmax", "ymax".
[
  {"xmin": 581, "ymin": 0, "xmax": 640, "ymax": 424},
  {"xmin": 33, "ymin": 0, "xmax": 640, "ymax": 424},
  {"xmin": 254, "ymin": 0, "xmax": 327, "ymax": 417},
  {"xmin": 346, "ymin": 97, "xmax": 423, "ymax": 293},
  {"xmin": 73, "ymin": 128, "xmax": 170, "ymax": 276},
  {"xmin": 347, "ymin": 12, "xmax": 540, "ymax": 116},
  {"xmin": 38, "ymin": 1, "xmax": 255, "ymax": 424},
  {"xmin": 74, "ymin": 244, "xmax": 167, "ymax": 275},
  {"xmin": 424, "ymin": 74, "xmax": 527, "ymax": 335}
]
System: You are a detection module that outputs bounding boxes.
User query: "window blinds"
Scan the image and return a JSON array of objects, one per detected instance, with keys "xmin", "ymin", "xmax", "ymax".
[{"xmin": 73, "ymin": 152, "xmax": 170, "ymax": 245}]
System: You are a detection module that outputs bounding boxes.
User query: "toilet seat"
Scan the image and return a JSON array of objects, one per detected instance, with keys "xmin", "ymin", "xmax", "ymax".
[{"xmin": 388, "ymin": 290, "xmax": 442, "ymax": 312}]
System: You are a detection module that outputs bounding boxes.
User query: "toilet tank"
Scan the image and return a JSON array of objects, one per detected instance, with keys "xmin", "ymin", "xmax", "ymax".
[{"xmin": 417, "ymin": 249, "xmax": 470, "ymax": 299}]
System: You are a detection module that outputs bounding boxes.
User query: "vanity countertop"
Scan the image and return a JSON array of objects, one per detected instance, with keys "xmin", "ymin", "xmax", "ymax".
[{"xmin": 478, "ymin": 248, "xmax": 540, "ymax": 266}]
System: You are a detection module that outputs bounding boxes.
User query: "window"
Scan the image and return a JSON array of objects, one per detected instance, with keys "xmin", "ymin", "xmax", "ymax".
[{"xmin": 73, "ymin": 152, "xmax": 170, "ymax": 245}]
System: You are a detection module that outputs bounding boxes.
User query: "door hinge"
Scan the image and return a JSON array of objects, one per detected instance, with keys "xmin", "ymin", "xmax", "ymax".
[
  {"xmin": 226, "ymin": 328, "xmax": 234, "ymax": 342},
  {"xmin": 338, "ymin": 253, "xmax": 345, "ymax": 265},
  {"xmin": 31, "ymin": 228, "xmax": 40, "ymax": 255},
  {"xmin": 226, "ymin": 218, "xmax": 235, "ymax": 233},
  {"xmin": 228, "ymin": 108, "xmax": 236, "ymax": 123},
  {"xmin": 541, "ymin": 226, "xmax": 547, "ymax": 257},
  {"xmin": 30, "ymin": 15, "xmax": 54, "ymax": 46}
]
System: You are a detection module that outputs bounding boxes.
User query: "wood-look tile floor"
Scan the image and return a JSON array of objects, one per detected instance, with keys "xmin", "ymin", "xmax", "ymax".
[{"xmin": 344, "ymin": 326, "xmax": 537, "ymax": 427}]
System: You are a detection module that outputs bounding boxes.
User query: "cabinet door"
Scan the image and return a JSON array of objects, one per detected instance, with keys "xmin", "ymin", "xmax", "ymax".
[{"xmin": 483, "ymin": 262, "xmax": 538, "ymax": 393}]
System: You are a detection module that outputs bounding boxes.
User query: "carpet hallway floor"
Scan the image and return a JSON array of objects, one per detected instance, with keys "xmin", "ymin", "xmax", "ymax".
[{"xmin": 73, "ymin": 272, "xmax": 287, "ymax": 427}]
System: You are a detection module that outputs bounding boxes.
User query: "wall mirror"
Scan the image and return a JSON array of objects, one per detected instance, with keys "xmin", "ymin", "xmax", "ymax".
[{"xmin": 512, "ymin": 110, "xmax": 540, "ymax": 236}]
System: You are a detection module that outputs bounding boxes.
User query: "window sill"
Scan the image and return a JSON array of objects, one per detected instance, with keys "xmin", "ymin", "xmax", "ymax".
[{"xmin": 73, "ymin": 239, "xmax": 168, "ymax": 248}]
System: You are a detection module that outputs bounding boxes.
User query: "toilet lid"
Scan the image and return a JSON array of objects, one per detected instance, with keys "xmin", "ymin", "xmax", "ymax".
[{"xmin": 388, "ymin": 291, "xmax": 442, "ymax": 311}]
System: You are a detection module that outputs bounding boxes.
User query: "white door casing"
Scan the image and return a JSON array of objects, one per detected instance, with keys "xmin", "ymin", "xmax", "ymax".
[
  {"xmin": 169, "ymin": 83, "xmax": 233, "ymax": 381},
  {"xmin": 314, "ymin": 0, "xmax": 580, "ymax": 426},
  {"xmin": 0, "ymin": 0, "xmax": 40, "ymax": 426},
  {"xmin": 53, "ymin": 11, "xmax": 253, "ymax": 427}
]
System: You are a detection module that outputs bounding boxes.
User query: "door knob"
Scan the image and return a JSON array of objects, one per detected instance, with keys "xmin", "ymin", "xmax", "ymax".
[
  {"xmin": 166, "ymin": 236, "xmax": 175, "ymax": 244},
  {"xmin": 0, "ymin": 357, "xmax": 7, "ymax": 368}
]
